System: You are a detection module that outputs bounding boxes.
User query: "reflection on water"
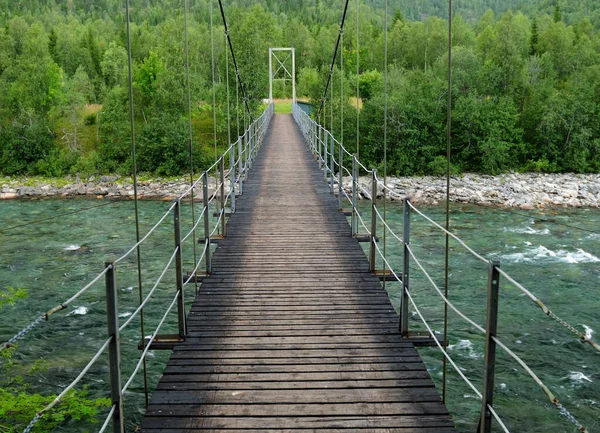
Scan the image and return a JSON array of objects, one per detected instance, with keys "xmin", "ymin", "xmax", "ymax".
[{"xmin": 0, "ymin": 198, "xmax": 598, "ymax": 432}]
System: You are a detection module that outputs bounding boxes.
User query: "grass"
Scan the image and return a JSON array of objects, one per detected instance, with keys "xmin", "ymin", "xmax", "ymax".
[{"xmin": 274, "ymin": 101, "xmax": 292, "ymax": 114}]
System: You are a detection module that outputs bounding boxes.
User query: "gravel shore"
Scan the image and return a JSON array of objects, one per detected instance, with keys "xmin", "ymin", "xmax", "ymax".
[{"xmin": 2, "ymin": 172, "xmax": 600, "ymax": 208}]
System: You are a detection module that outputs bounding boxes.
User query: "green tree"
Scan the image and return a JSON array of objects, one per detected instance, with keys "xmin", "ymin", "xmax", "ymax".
[
  {"xmin": 101, "ymin": 41, "xmax": 127, "ymax": 88},
  {"xmin": 59, "ymin": 66, "xmax": 93, "ymax": 152},
  {"xmin": 530, "ymin": 18, "xmax": 539, "ymax": 56}
]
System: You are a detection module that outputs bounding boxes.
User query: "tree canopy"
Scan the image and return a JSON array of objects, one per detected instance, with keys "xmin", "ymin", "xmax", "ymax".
[{"xmin": 0, "ymin": 0, "xmax": 599, "ymax": 176}]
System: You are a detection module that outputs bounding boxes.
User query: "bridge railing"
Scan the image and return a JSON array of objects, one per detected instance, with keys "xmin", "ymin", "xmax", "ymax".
[
  {"xmin": 4, "ymin": 103, "xmax": 274, "ymax": 433},
  {"xmin": 292, "ymin": 102, "xmax": 595, "ymax": 433}
]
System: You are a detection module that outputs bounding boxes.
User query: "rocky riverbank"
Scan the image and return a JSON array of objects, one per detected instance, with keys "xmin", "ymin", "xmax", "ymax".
[{"xmin": 2, "ymin": 173, "xmax": 600, "ymax": 208}]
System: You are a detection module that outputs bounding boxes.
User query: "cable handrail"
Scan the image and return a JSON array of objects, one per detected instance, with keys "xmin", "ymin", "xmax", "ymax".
[
  {"xmin": 181, "ymin": 205, "xmax": 207, "ymax": 244},
  {"xmin": 372, "ymin": 241, "xmax": 484, "ymax": 398},
  {"xmin": 496, "ymin": 267, "xmax": 600, "ymax": 352},
  {"xmin": 405, "ymin": 199, "xmax": 488, "ymax": 263},
  {"xmin": 210, "ymin": 210, "xmax": 225, "ymax": 237},
  {"xmin": 183, "ymin": 242, "xmax": 209, "ymax": 286},
  {"xmin": 373, "ymin": 184, "xmax": 600, "ymax": 353},
  {"xmin": 378, "ymin": 222, "xmax": 587, "ymax": 431},
  {"xmin": 122, "ymin": 290, "xmax": 180, "ymax": 394},
  {"xmin": 44, "ymin": 265, "xmax": 113, "ymax": 319},
  {"xmin": 119, "ymin": 246, "xmax": 179, "ymax": 332},
  {"xmin": 488, "ymin": 404, "xmax": 510, "ymax": 433},
  {"xmin": 97, "ymin": 404, "xmax": 116, "ymax": 433},
  {"xmin": 21, "ymin": 336, "xmax": 113, "ymax": 433},
  {"xmin": 114, "ymin": 201, "xmax": 177, "ymax": 265},
  {"xmin": 406, "ymin": 244, "xmax": 485, "ymax": 333}
]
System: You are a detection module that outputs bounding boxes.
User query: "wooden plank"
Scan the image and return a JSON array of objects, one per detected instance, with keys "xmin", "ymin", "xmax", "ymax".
[
  {"xmin": 139, "ymin": 114, "xmax": 456, "ymax": 432},
  {"xmin": 155, "ymin": 379, "xmax": 438, "ymax": 391}
]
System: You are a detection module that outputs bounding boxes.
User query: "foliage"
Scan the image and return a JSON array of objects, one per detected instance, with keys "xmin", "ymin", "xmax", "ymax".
[
  {"xmin": 137, "ymin": 113, "xmax": 190, "ymax": 175},
  {"xmin": 0, "ymin": 1, "xmax": 599, "ymax": 176},
  {"xmin": 0, "ymin": 286, "xmax": 27, "ymax": 309},
  {"xmin": 0, "ymin": 291, "xmax": 110, "ymax": 432}
]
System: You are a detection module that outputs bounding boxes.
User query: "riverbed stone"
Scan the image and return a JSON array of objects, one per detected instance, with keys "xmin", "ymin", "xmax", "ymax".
[{"xmin": 1, "ymin": 173, "xmax": 600, "ymax": 208}]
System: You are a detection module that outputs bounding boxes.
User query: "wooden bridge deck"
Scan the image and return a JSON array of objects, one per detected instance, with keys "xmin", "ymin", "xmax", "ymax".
[{"xmin": 140, "ymin": 114, "xmax": 457, "ymax": 432}]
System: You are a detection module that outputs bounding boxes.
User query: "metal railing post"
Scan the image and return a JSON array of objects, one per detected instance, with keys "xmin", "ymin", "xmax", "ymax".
[
  {"xmin": 237, "ymin": 137, "xmax": 243, "ymax": 196},
  {"xmin": 338, "ymin": 141, "xmax": 343, "ymax": 210},
  {"xmin": 202, "ymin": 171, "xmax": 211, "ymax": 274},
  {"xmin": 369, "ymin": 170, "xmax": 377, "ymax": 273},
  {"xmin": 220, "ymin": 157, "xmax": 226, "ymax": 236},
  {"xmin": 323, "ymin": 131, "xmax": 328, "ymax": 181},
  {"xmin": 312, "ymin": 122, "xmax": 316, "ymax": 156},
  {"xmin": 105, "ymin": 262, "xmax": 124, "ymax": 433},
  {"xmin": 329, "ymin": 131, "xmax": 334, "ymax": 193},
  {"xmin": 230, "ymin": 143, "xmax": 236, "ymax": 213},
  {"xmin": 251, "ymin": 124, "xmax": 255, "ymax": 167},
  {"xmin": 243, "ymin": 131, "xmax": 248, "ymax": 181},
  {"xmin": 319, "ymin": 125, "xmax": 323, "ymax": 168},
  {"xmin": 400, "ymin": 197, "xmax": 411, "ymax": 336},
  {"xmin": 351, "ymin": 155, "xmax": 358, "ymax": 237},
  {"xmin": 479, "ymin": 261, "xmax": 501, "ymax": 433},
  {"xmin": 248, "ymin": 125, "xmax": 253, "ymax": 170},
  {"xmin": 173, "ymin": 200, "xmax": 186, "ymax": 338}
]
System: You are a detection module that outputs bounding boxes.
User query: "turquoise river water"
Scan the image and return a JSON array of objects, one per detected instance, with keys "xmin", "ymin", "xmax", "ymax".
[{"xmin": 0, "ymin": 198, "xmax": 598, "ymax": 432}]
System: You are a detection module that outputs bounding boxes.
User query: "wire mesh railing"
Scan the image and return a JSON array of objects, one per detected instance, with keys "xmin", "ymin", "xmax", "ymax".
[
  {"xmin": 293, "ymin": 102, "xmax": 593, "ymax": 433},
  {"xmin": 5, "ymin": 103, "xmax": 274, "ymax": 433}
]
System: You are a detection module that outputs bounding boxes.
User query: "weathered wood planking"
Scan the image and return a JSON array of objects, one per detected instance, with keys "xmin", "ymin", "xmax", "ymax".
[{"xmin": 140, "ymin": 114, "xmax": 457, "ymax": 432}]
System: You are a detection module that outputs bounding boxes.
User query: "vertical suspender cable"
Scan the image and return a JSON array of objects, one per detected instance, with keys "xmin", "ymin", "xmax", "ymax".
[
  {"xmin": 355, "ymin": 0, "xmax": 360, "ymax": 160},
  {"xmin": 382, "ymin": 0, "xmax": 388, "ymax": 292},
  {"xmin": 236, "ymin": 80, "xmax": 240, "ymax": 138},
  {"xmin": 210, "ymin": 0, "xmax": 218, "ymax": 165},
  {"xmin": 315, "ymin": 0, "xmax": 351, "ymax": 119},
  {"xmin": 442, "ymin": 0, "xmax": 453, "ymax": 404},
  {"xmin": 330, "ymin": 70, "xmax": 334, "ymax": 134},
  {"xmin": 124, "ymin": 0, "xmax": 149, "ymax": 407},
  {"xmin": 217, "ymin": 0, "xmax": 254, "ymax": 122},
  {"xmin": 225, "ymin": 31, "xmax": 231, "ymax": 156},
  {"xmin": 183, "ymin": 0, "xmax": 199, "ymax": 296},
  {"xmin": 340, "ymin": 31, "xmax": 344, "ymax": 151},
  {"xmin": 209, "ymin": 0, "xmax": 219, "ymax": 235}
]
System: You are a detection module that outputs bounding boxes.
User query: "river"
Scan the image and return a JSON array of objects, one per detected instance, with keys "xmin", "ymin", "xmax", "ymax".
[{"xmin": 0, "ymin": 198, "xmax": 598, "ymax": 432}]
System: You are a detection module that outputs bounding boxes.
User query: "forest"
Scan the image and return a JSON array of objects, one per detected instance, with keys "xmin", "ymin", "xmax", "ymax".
[{"xmin": 0, "ymin": 0, "xmax": 599, "ymax": 176}]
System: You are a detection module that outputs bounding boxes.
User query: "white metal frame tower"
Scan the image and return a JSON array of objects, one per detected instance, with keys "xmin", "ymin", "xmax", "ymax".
[{"xmin": 269, "ymin": 48, "xmax": 296, "ymax": 103}]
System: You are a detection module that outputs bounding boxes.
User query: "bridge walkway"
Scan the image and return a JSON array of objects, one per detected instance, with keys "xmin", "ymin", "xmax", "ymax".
[{"xmin": 140, "ymin": 113, "xmax": 457, "ymax": 432}]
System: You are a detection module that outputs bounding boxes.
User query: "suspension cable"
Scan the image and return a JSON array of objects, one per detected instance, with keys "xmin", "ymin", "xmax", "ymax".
[
  {"xmin": 442, "ymin": 0, "xmax": 453, "ymax": 403},
  {"xmin": 316, "ymin": 0, "xmax": 351, "ymax": 118},
  {"xmin": 382, "ymin": 0, "xmax": 388, "ymax": 293},
  {"xmin": 355, "ymin": 0, "xmax": 360, "ymax": 160},
  {"xmin": 184, "ymin": 0, "xmax": 200, "ymax": 297},
  {"xmin": 210, "ymin": 0, "xmax": 218, "ymax": 166},
  {"xmin": 225, "ymin": 29, "xmax": 232, "ymax": 157},
  {"xmin": 340, "ymin": 30, "xmax": 344, "ymax": 153},
  {"xmin": 217, "ymin": 0, "xmax": 253, "ymax": 121},
  {"xmin": 236, "ymin": 78, "xmax": 240, "ymax": 137},
  {"xmin": 124, "ymin": 0, "xmax": 149, "ymax": 406}
]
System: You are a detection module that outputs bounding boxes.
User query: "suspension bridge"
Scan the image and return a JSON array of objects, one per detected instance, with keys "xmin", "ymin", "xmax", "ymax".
[
  {"xmin": 2, "ymin": 0, "xmax": 598, "ymax": 431},
  {"xmin": 4, "ymin": 102, "xmax": 596, "ymax": 433}
]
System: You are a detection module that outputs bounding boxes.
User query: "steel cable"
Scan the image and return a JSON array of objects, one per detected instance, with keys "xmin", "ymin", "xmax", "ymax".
[
  {"xmin": 122, "ymin": 290, "xmax": 179, "ymax": 394},
  {"xmin": 22, "ymin": 336, "xmax": 113, "ymax": 432},
  {"xmin": 183, "ymin": 243, "xmax": 209, "ymax": 286},
  {"xmin": 113, "ymin": 202, "xmax": 177, "ymax": 265},
  {"xmin": 97, "ymin": 404, "xmax": 116, "ymax": 433},
  {"xmin": 181, "ymin": 206, "xmax": 207, "ymax": 244},
  {"xmin": 496, "ymin": 267, "xmax": 600, "ymax": 352},
  {"xmin": 119, "ymin": 246, "xmax": 179, "ymax": 332},
  {"xmin": 217, "ymin": 0, "xmax": 253, "ymax": 121},
  {"xmin": 373, "ymin": 241, "xmax": 483, "ymax": 398},
  {"xmin": 316, "ymin": 0, "xmax": 352, "ymax": 118}
]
